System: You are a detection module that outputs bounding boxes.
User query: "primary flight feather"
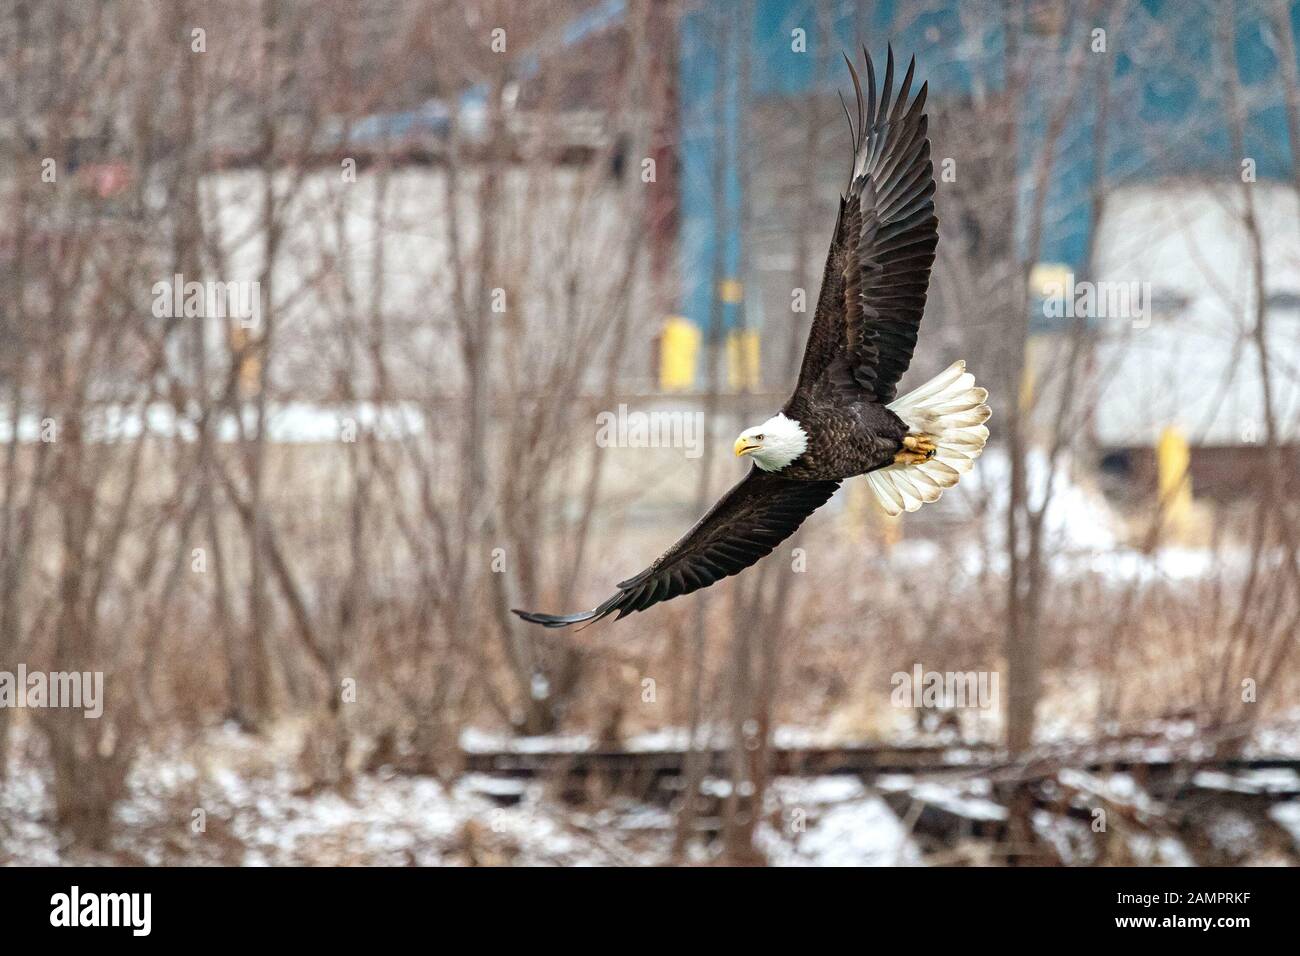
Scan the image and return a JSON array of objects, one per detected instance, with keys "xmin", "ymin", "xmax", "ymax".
[{"xmin": 514, "ymin": 47, "xmax": 990, "ymax": 629}]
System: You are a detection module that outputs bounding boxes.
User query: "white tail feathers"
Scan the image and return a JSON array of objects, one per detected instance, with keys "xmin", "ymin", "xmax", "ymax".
[{"xmin": 865, "ymin": 360, "xmax": 991, "ymax": 516}]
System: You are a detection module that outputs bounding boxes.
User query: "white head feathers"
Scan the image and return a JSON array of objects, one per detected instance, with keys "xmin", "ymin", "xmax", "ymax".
[{"xmin": 734, "ymin": 413, "xmax": 808, "ymax": 472}]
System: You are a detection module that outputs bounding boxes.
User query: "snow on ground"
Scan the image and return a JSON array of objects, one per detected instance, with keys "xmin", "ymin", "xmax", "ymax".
[
  {"xmin": 1269, "ymin": 802, "xmax": 1300, "ymax": 847},
  {"xmin": 876, "ymin": 774, "xmax": 1007, "ymax": 822},
  {"xmin": 1248, "ymin": 721, "xmax": 1300, "ymax": 759},
  {"xmin": 459, "ymin": 727, "xmax": 594, "ymax": 754},
  {"xmin": 1058, "ymin": 768, "xmax": 1169, "ymax": 818},
  {"xmin": 758, "ymin": 777, "xmax": 922, "ymax": 866},
  {"xmin": 6, "ymin": 717, "xmax": 1300, "ymax": 866},
  {"xmin": 5, "ymin": 724, "xmax": 938, "ymax": 867},
  {"xmin": 0, "ymin": 724, "xmax": 662, "ymax": 866},
  {"xmin": 0, "ymin": 760, "xmax": 60, "ymax": 867},
  {"xmin": 960, "ymin": 448, "xmax": 1119, "ymax": 557},
  {"xmin": 912, "ymin": 447, "xmax": 1255, "ymax": 585},
  {"xmin": 1193, "ymin": 768, "xmax": 1300, "ymax": 795},
  {"xmin": 1032, "ymin": 809, "xmax": 1099, "ymax": 866},
  {"xmin": 1122, "ymin": 833, "xmax": 1196, "ymax": 867}
]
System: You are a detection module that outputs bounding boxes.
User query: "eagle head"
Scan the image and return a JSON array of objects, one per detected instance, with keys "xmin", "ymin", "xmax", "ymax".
[{"xmin": 733, "ymin": 413, "xmax": 808, "ymax": 472}]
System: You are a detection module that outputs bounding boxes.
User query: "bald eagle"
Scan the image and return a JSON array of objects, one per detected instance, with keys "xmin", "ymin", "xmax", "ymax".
[{"xmin": 515, "ymin": 48, "xmax": 990, "ymax": 629}]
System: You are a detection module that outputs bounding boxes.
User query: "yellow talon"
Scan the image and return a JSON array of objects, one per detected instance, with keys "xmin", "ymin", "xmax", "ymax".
[{"xmin": 904, "ymin": 434, "xmax": 935, "ymax": 463}]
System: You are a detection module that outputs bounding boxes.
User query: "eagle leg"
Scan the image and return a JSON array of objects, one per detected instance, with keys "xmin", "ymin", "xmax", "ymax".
[{"xmin": 896, "ymin": 434, "xmax": 937, "ymax": 464}]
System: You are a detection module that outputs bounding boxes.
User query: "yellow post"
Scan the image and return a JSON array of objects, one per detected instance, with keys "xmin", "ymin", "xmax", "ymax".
[
  {"xmin": 718, "ymin": 277, "xmax": 743, "ymax": 304},
  {"xmin": 229, "ymin": 322, "xmax": 261, "ymax": 398},
  {"xmin": 715, "ymin": 279, "xmax": 758, "ymax": 391},
  {"xmin": 659, "ymin": 315, "xmax": 700, "ymax": 392},
  {"xmin": 1018, "ymin": 340, "xmax": 1036, "ymax": 412},
  {"xmin": 1022, "ymin": 262, "xmax": 1070, "ymax": 415},
  {"xmin": 726, "ymin": 329, "xmax": 760, "ymax": 391},
  {"xmin": 1157, "ymin": 425, "xmax": 1193, "ymax": 536},
  {"xmin": 1029, "ymin": 261, "xmax": 1071, "ymax": 300}
]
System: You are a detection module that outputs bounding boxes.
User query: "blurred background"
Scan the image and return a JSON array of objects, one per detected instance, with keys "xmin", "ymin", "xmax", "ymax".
[{"xmin": 0, "ymin": 0, "xmax": 1298, "ymax": 866}]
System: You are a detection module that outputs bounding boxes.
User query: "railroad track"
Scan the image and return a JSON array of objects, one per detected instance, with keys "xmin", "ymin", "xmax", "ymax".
[
  {"xmin": 461, "ymin": 743, "xmax": 1300, "ymax": 784},
  {"xmin": 457, "ymin": 742, "xmax": 1300, "ymax": 862}
]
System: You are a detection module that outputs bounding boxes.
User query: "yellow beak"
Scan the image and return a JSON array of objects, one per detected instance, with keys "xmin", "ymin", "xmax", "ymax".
[{"xmin": 734, "ymin": 438, "xmax": 760, "ymax": 457}]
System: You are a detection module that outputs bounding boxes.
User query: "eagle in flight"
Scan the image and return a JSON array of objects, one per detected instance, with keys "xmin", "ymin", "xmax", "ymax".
[{"xmin": 515, "ymin": 48, "xmax": 990, "ymax": 628}]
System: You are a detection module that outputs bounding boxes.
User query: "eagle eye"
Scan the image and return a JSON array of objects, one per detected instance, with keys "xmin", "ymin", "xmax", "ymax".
[{"xmin": 755, "ymin": 434, "xmax": 764, "ymax": 440}]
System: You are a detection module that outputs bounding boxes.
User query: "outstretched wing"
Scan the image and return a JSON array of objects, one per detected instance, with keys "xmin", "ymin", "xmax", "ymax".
[
  {"xmin": 513, "ymin": 469, "xmax": 840, "ymax": 628},
  {"xmin": 791, "ymin": 46, "xmax": 938, "ymax": 409}
]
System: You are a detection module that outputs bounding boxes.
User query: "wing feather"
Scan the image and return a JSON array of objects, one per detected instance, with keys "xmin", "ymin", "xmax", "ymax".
[
  {"xmin": 789, "ymin": 46, "xmax": 939, "ymax": 410},
  {"xmin": 513, "ymin": 469, "xmax": 839, "ymax": 628}
]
